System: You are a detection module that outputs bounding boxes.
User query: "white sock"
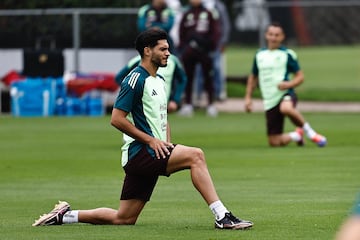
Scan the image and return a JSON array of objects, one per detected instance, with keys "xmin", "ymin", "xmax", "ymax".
[
  {"xmin": 303, "ymin": 122, "xmax": 316, "ymax": 139},
  {"xmin": 289, "ymin": 131, "xmax": 301, "ymax": 142},
  {"xmin": 62, "ymin": 210, "xmax": 79, "ymax": 224},
  {"xmin": 209, "ymin": 200, "xmax": 228, "ymax": 220}
]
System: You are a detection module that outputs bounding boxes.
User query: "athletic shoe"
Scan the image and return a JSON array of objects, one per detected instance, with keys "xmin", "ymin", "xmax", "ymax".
[
  {"xmin": 215, "ymin": 212, "xmax": 253, "ymax": 230},
  {"xmin": 295, "ymin": 127, "xmax": 304, "ymax": 146},
  {"xmin": 32, "ymin": 201, "xmax": 70, "ymax": 226},
  {"xmin": 207, "ymin": 104, "xmax": 218, "ymax": 117},
  {"xmin": 311, "ymin": 133, "xmax": 327, "ymax": 147},
  {"xmin": 178, "ymin": 104, "xmax": 193, "ymax": 117}
]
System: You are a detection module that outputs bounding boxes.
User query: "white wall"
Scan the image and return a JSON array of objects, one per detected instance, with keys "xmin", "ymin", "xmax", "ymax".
[
  {"xmin": 0, "ymin": 49, "xmax": 22, "ymax": 77},
  {"xmin": 0, "ymin": 48, "xmax": 138, "ymax": 77}
]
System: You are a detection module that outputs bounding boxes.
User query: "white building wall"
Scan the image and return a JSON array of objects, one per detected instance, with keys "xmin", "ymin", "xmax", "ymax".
[{"xmin": 0, "ymin": 48, "xmax": 137, "ymax": 77}]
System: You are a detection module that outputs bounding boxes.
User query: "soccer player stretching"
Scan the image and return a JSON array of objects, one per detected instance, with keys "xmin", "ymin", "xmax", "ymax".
[
  {"xmin": 245, "ymin": 22, "xmax": 327, "ymax": 147},
  {"xmin": 32, "ymin": 28, "xmax": 253, "ymax": 230}
]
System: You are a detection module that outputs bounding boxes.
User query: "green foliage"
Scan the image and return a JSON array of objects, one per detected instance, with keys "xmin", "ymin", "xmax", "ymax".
[
  {"xmin": 225, "ymin": 45, "xmax": 360, "ymax": 101},
  {"xmin": 0, "ymin": 1, "xmax": 146, "ymax": 48},
  {"xmin": 0, "ymin": 0, "xmax": 148, "ymax": 8},
  {"xmin": 0, "ymin": 113, "xmax": 359, "ymax": 240}
]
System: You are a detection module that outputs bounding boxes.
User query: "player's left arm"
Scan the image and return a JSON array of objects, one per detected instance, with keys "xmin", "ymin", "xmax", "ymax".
[
  {"xmin": 209, "ymin": 9, "xmax": 221, "ymax": 51},
  {"xmin": 115, "ymin": 57, "xmax": 141, "ymax": 85},
  {"xmin": 137, "ymin": 5, "xmax": 148, "ymax": 32},
  {"xmin": 278, "ymin": 70, "xmax": 304, "ymax": 90},
  {"xmin": 278, "ymin": 50, "xmax": 304, "ymax": 90},
  {"xmin": 245, "ymin": 56, "xmax": 259, "ymax": 112},
  {"xmin": 158, "ymin": 8, "xmax": 175, "ymax": 32},
  {"xmin": 170, "ymin": 58, "xmax": 187, "ymax": 105}
]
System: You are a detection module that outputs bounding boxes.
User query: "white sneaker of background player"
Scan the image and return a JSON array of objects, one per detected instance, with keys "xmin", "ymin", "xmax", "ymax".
[
  {"xmin": 178, "ymin": 104, "xmax": 194, "ymax": 117},
  {"xmin": 207, "ymin": 104, "xmax": 218, "ymax": 117}
]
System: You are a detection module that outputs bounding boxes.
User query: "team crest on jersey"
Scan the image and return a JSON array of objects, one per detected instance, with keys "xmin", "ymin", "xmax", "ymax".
[{"xmin": 185, "ymin": 13, "xmax": 195, "ymax": 27}]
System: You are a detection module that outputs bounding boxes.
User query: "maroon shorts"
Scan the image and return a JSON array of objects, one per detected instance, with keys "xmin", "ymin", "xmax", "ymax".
[
  {"xmin": 120, "ymin": 145, "xmax": 175, "ymax": 202},
  {"xmin": 265, "ymin": 94, "xmax": 297, "ymax": 135}
]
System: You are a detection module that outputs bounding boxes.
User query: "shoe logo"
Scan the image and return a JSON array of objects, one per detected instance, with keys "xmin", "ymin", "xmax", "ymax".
[
  {"xmin": 152, "ymin": 89, "xmax": 158, "ymax": 96},
  {"xmin": 45, "ymin": 219, "xmax": 56, "ymax": 225},
  {"xmin": 215, "ymin": 221, "xmax": 224, "ymax": 229}
]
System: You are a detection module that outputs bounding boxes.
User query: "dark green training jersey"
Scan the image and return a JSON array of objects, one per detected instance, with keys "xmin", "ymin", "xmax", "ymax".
[{"xmin": 113, "ymin": 65, "xmax": 168, "ymax": 167}]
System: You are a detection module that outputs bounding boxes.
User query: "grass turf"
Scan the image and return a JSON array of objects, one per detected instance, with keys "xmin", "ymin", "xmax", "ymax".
[
  {"xmin": 0, "ymin": 112, "xmax": 359, "ymax": 240},
  {"xmin": 225, "ymin": 45, "xmax": 360, "ymax": 101}
]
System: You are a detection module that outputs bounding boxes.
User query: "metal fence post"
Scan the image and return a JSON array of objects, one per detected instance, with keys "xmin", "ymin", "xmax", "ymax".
[
  {"xmin": 258, "ymin": 1, "xmax": 267, "ymax": 48},
  {"xmin": 73, "ymin": 10, "xmax": 80, "ymax": 73}
]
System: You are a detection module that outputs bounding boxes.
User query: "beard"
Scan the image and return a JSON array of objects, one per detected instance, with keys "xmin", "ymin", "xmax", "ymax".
[
  {"xmin": 159, "ymin": 62, "xmax": 167, "ymax": 68},
  {"xmin": 152, "ymin": 56, "xmax": 167, "ymax": 68}
]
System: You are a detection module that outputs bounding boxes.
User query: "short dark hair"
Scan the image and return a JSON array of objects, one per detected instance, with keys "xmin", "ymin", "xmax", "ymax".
[
  {"xmin": 267, "ymin": 22, "xmax": 285, "ymax": 33},
  {"xmin": 135, "ymin": 28, "xmax": 168, "ymax": 57}
]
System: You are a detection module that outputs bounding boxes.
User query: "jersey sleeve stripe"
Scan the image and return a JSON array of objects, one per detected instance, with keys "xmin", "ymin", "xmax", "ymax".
[{"xmin": 128, "ymin": 72, "xmax": 140, "ymax": 89}]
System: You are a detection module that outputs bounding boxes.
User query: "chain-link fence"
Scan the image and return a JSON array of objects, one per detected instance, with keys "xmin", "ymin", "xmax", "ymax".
[
  {"xmin": 302, "ymin": 4, "xmax": 360, "ymax": 45},
  {"xmin": 0, "ymin": 8, "xmax": 138, "ymax": 49},
  {"xmin": 231, "ymin": 0, "xmax": 360, "ymax": 46},
  {"xmin": 0, "ymin": 1, "xmax": 359, "ymax": 49}
]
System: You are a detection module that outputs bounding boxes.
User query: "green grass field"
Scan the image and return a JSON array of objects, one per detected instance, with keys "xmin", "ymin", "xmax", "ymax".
[
  {"xmin": 225, "ymin": 45, "xmax": 360, "ymax": 101},
  {"xmin": 1, "ymin": 112, "xmax": 359, "ymax": 240}
]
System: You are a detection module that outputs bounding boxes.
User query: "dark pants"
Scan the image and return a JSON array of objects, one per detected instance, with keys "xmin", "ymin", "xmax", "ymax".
[{"xmin": 181, "ymin": 48, "xmax": 214, "ymax": 105}]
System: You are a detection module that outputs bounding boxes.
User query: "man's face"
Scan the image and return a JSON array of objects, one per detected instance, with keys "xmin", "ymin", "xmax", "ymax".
[
  {"xmin": 150, "ymin": 39, "xmax": 170, "ymax": 68},
  {"xmin": 265, "ymin": 26, "xmax": 285, "ymax": 49},
  {"xmin": 153, "ymin": 0, "xmax": 166, "ymax": 8},
  {"xmin": 189, "ymin": 0, "xmax": 202, "ymax": 7}
]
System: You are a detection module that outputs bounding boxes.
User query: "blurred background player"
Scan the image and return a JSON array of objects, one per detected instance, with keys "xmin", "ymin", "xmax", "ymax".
[
  {"xmin": 211, "ymin": 0, "xmax": 231, "ymax": 101},
  {"xmin": 196, "ymin": 0, "xmax": 231, "ymax": 102},
  {"xmin": 244, "ymin": 22, "xmax": 327, "ymax": 147},
  {"xmin": 165, "ymin": 0, "xmax": 183, "ymax": 52},
  {"xmin": 115, "ymin": 54, "xmax": 187, "ymax": 113},
  {"xmin": 177, "ymin": 0, "xmax": 220, "ymax": 117},
  {"xmin": 138, "ymin": 0, "xmax": 176, "ymax": 53},
  {"xmin": 137, "ymin": 0, "xmax": 183, "ymax": 108},
  {"xmin": 335, "ymin": 193, "xmax": 360, "ymax": 240}
]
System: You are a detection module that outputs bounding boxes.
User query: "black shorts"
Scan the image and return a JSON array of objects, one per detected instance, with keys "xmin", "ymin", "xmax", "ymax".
[
  {"xmin": 265, "ymin": 94, "xmax": 297, "ymax": 135},
  {"xmin": 120, "ymin": 145, "xmax": 175, "ymax": 202}
]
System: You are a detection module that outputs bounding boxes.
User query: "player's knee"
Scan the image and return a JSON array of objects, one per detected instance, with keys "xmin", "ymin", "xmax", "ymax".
[
  {"xmin": 191, "ymin": 147, "xmax": 206, "ymax": 165},
  {"xmin": 280, "ymin": 105, "xmax": 294, "ymax": 115},
  {"xmin": 112, "ymin": 216, "xmax": 137, "ymax": 225},
  {"xmin": 112, "ymin": 211, "xmax": 139, "ymax": 225},
  {"xmin": 268, "ymin": 139, "xmax": 283, "ymax": 147}
]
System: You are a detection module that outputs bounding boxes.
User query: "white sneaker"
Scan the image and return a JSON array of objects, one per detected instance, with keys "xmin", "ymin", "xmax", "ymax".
[
  {"xmin": 178, "ymin": 104, "xmax": 193, "ymax": 117},
  {"xmin": 207, "ymin": 104, "xmax": 218, "ymax": 117},
  {"xmin": 32, "ymin": 201, "xmax": 71, "ymax": 226},
  {"xmin": 311, "ymin": 133, "xmax": 327, "ymax": 147}
]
